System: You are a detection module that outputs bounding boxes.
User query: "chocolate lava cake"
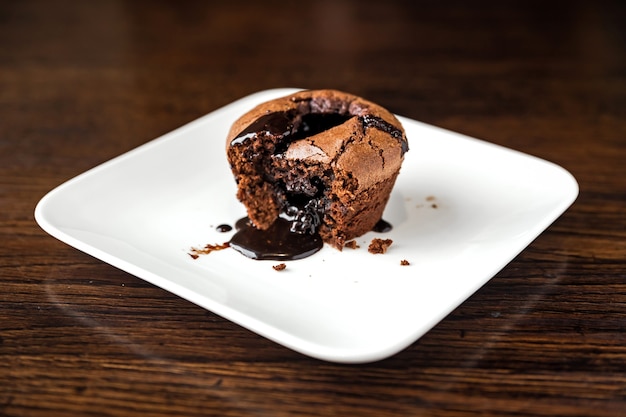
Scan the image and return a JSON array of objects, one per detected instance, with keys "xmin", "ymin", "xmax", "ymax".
[{"xmin": 226, "ymin": 89, "xmax": 409, "ymax": 251}]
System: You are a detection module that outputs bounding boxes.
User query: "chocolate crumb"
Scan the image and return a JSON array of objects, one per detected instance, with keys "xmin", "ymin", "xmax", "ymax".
[
  {"xmin": 400, "ymin": 259, "xmax": 410, "ymax": 266},
  {"xmin": 344, "ymin": 240, "xmax": 360, "ymax": 249},
  {"xmin": 368, "ymin": 238, "xmax": 393, "ymax": 254},
  {"xmin": 273, "ymin": 263, "xmax": 287, "ymax": 271},
  {"xmin": 189, "ymin": 242, "xmax": 230, "ymax": 258},
  {"xmin": 431, "ymin": 203, "xmax": 438, "ymax": 209},
  {"xmin": 426, "ymin": 195, "xmax": 436, "ymax": 201}
]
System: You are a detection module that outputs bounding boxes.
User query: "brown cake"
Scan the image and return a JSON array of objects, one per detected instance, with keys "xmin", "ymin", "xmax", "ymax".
[{"xmin": 226, "ymin": 89, "xmax": 408, "ymax": 254}]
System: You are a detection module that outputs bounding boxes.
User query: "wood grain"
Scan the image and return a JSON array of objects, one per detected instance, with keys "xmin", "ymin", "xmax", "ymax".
[{"xmin": 1, "ymin": 1, "xmax": 625, "ymax": 416}]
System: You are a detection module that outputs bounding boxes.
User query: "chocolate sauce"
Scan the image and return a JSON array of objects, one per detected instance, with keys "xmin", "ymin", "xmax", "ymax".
[
  {"xmin": 230, "ymin": 111, "xmax": 295, "ymax": 146},
  {"xmin": 372, "ymin": 219, "xmax": 393, "ymax": 233},
  {"xmin": 216, "ymin": 224, "xmax": 232, "ymax": 232},
  {"xmin": 229, "ymin": 217, "xmax": 323, "ymax": 261},
  {"xmin": 283, "ymin": 198, "xmax": 323, "ymax": 234}
]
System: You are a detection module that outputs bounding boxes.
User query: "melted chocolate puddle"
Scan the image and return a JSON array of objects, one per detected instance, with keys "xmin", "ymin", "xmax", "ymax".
[
  {"xmin": 229, "ymin": 217, "xmax": 323, "ymax": 261},
  {"xmin": 229, "ymin": 217, "xmax": 393, "ymax": 261}
]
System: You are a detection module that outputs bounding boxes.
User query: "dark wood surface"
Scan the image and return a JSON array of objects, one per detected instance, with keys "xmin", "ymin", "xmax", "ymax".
[{"xmin": 2, "ymin": 1, "xmax": 625, "ymax": 416}]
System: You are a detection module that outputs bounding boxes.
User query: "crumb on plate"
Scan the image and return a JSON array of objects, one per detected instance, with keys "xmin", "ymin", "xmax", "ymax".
[
  {"xmin": 273, "ymin": 263, "xmax": 287, "ymax": 271},
  {"xmin": 188, "ymin": 242, "xmax": 230, "ymax": 259},
  {"xmin": 368, "ymin": 238, "xmax": 393, "ymax": 254},
  {"xmin": 343, "ymin": 240, "xmax": 360, "ymax": 249}
]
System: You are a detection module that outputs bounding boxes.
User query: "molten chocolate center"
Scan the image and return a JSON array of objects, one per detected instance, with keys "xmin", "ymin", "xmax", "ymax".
[{"xmin": 229, "ymin": 217, "xmax": 323, "ymax": 261}]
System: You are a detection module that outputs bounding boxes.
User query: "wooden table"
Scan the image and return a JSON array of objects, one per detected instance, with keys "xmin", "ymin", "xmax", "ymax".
[{"xmin": 2, "ymin": 1, "xmax": 625, "ymax": 416}]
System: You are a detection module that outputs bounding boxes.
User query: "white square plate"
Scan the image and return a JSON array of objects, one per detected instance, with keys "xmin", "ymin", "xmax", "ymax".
[{"xmin": 35, "ymin": 88, "xmax": 578, "ymax": 363}]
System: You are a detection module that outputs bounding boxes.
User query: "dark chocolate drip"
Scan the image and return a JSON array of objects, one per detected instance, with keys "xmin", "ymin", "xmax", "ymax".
[
  {"xmin": 282, "ymin": 197, "xmax": 323, "ymax": 235},
  {"xmin": 229, "ymin": 217, "xmax": 323, "ymax": 260},
  {"xmin": 360, "ymin": 115, "xmax": 409, "ymax": 155},
  {"xmin": 230, "ymin": 111, "xmax": 295, "ymax": 146},
  {"xmin": 231, "ymin": 110, "xmax": 353, "ymax": 151},
  {"xmin": 216, "ymin": 224, "xmax": 232, "ymax": 232},
  {"xmin": 372, "ymin": 218, "xmax": 393, "ymax": 233}
]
